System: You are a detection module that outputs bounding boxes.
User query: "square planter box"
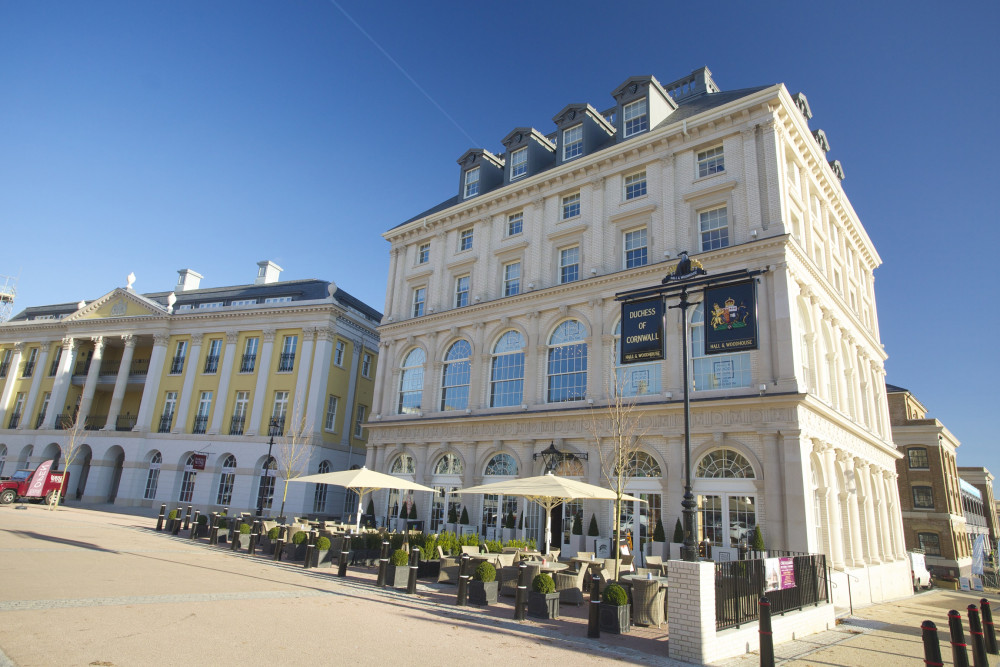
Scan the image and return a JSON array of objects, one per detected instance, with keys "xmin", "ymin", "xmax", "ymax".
[
  {"xmin": 233, "ymin": 533, "xmax": 252, "ymax": 550},
  {"xmin": 193, "ymin": 523, "xmax": 210, "ymax": 539},
  {"xmin": 385, "ymin": 564, "xmax": 410, "ymax": 588},
  {"xmin": 600, "ymin": 603, "xmax": 631, "ymax": 634},
  {"xmin": 283, "ymin": 542, "xmax": 307, "ymax": 561},
  {"xmin": 417, "ymin": 560, "xmax": 440, "ymax": 579},
  {"xmin": 528, "ymin": 591, "xmax": 560, "ymax": 619},
  {"xmin": 309, "ymin": 549, "xmax": 336, "ymax": 568},
  {"xmin": 215, "ymin": 528, "xmax": 230, "ymax": 544},
  {"xmin": 468, "ymin": 580, "xmax": 498, "ymax": 606}
]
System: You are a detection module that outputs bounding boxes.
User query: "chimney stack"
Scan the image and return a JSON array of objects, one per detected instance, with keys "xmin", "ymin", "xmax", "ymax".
[
  {"xmin": 255, "ymin": 260, "xmax": 283, "ymax": 285},
  {"xmin": 176, "ymin": 269, "xmax": 203, "ymax": 291}
]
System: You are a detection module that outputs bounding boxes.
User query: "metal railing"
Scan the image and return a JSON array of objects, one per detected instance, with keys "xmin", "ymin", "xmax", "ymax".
[
  {"xmin": 158, "ymin": 414, "xmax": 173, "ymax": 433},
  {"xmin": 277, "ymin": 353, "xmax": 295, "ymax": 372},
  {"xmin": 270, "ymin": 415, "xmax": 286, "ymax": 435},
  {"xmin": 239, "ymin": 354, "xmax": 256, "ymax": 373},
  {"xmin": 203, "ymin": 355, "xmax": 219, "ymax": 374},
  {"xmin": 0, "ymin": 361, "xmax": 9, "ymax": 377},
  {"xmin": 116, "ymin": 415, "xmax": 137, "ymax": 431},
  {"xmin": 192, "ymin": 416, "xmax": 208, "ymax": 434},
  {"xmin": 99, "ymin": 363, "xmax": 120, "ymax": 377},
  {"xmin": 229, "ymin": 415, "xmax": 245, "ymax": 435},
  {"xmin": 130, "ymin": 358, "xmax": 149, "ymax": 376},
  {"xmin": 54, "ymin": 413, "xmax": 71, "ymax": 430},
  {"xmin": 169, "ymin": 356, "xmax": 185, "ymax": 374},
  {"xmin": 84, "ymin": 415, "xmax": 106, "ymax": 430},
  {"xmin": 35, "ymin": 413, "xmax": 45, "ymax": 429},
  {"xmin": 7, "ymin": 412, "xmax": 20, "ymax": 429},
  {"xmin": 21, "ymin": 361, "xmax": 34, "ymax": 377},
  {"xmin": 715, "ymin": 553, "xmax": 828, "ymax": 631}
]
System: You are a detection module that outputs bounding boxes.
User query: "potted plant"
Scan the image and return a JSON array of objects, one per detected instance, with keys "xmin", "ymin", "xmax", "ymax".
[
  {"xmin": 193, "ymin": 514, "xmax": 209, "ymax": 538},
  {"xmin": 283, "ymin": 530, "xmax": 309, "ymax": 561},
  {"xmin": 459, "ymin": 506, "xmax": 470, "ymax": 526},
  {"xmin": 309, "ymin": 536, "xmax": 336, "ymax": 568},
  {"xmin": 587, "ymin": 513, "xmax": 600, "ymax": 552},
  {"xmin": 651, "ymin": 516, "xmax": 667, "ymax": 560},
  {"xmin": 386, "ymin": 548, "xmax": 410, "ymax": 588},
  {"xmin": 261, "ymin": 526, "xmax": 281, "ymax": 555},
  {"xmin": 670, "ymin": 518, "xmax": 685, "ymax": 560},
  {"xmin": 600, "ymin": 582, "xmax": 630, "ymax": 634},
  {"xmin": 528, "ymin": 573, "xmax": 560, "ymax": 619},
  {"xmin": 234, "ymin": 523, "xmax": 252, "ymax": 550},
  {"xmin": 501, "ymin": 512, "xmax": 516, "ymax": 543},
  {"xmin": 446, "ymin": 506, "xmax": 459, "ymax": 533},
  {"xmin": 215, "ymin": 515, "xmax": 230, "ymax": 544},
  {"xmin": 750, "ymin": 525, "xmax": 765, "ymax": 556},
  {"xmin": 166, "ymin": 509, "xmax": 179, "ymax": 533},
  {"xmin": 468, "ymin": 560, "xmax": 498, "ymax": 606}
]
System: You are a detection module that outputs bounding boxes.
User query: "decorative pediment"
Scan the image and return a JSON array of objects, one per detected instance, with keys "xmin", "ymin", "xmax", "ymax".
[{"xmin": 64, "ymin": 288, "xmax": 169, "ymax": 322}]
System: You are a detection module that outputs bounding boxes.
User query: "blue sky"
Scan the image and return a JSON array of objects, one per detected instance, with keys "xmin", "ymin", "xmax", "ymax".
[{"xmin": 2, "ymin": 2, "xmax": 997, "ymax": 478}]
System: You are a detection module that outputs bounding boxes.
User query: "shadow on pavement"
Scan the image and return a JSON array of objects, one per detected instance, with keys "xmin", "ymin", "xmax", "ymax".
[{"xmin": 0, "ymin": 529, "xmax": 120, "ymax": 554}]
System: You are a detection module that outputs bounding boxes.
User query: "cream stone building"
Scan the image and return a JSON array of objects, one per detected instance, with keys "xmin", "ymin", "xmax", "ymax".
[
  {"xmin": 0, "ymin": 262, "xmax": 380, "ymax": 517},
  {"xmin": 366, "ymin": 66, "xmax": 910, "ymax": 606}
]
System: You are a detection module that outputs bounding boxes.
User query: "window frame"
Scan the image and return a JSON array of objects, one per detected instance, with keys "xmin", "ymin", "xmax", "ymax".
[
  {"xmin": 623, "ymin": 97, "xmax": 648, "ymax": 137},
  {"xmin": 510, "ymin": 146, "xmax": 527, "ymax": 179},
  {"xmin": 912, "ymin": 486, "xmax": 935, "ymax": 510},
  {"xmin": 506, "ymin": 211, "xmax": 523, "ymax": 237},
  {"xmin": 459, "ymin": 227, "xmax": 474, "ymax": 252},
  {"xmin": 623, "ymin": 226, "xmax": 648, "ymax": 269},
  {"xmin": 697, "ymin": 145, "xmax": 725, "ymax": 178},
  {"xmin": 561, "ymin": 193, "xmax": 581, "ymax": 220},
  {"xmin": 907, "ymin": 447, "xmax": 930, "ymax": 469},
  {"xmin": 362, "ymin": 352, "xmax": 372, "ymax": 378},
  {"xmin": 624, "ymin": 170, "xmax": 647, "ymax": 200},
  {"xmin": 454, "ymin": 274, "xmax": 470, "ymax": 308},
  {"xmin": 563, "ymin": 124, "xmax": 583, "ymax": 161},
  {"xmin": 699, "ymin": 205, "xmax": 730, "ymax": 252},
  {"xmin": 354, "ymin": 405, "xmax": 366, "ymax": 438},
  {"xmin": 559, "ymin": 245, "xmax": 580, "ymax": 284},
  {"xmin": 324, "ymin": 394, "xmax": 339, "ymax": 432},
  {"xmin": 503, "ymin": 262, "xmax": 521, "ymax": 297},
  {"xmin": 412, "ymin": 286, "xmax": 426, "ymax": 318},
  {"xmin": 417, "ymin": 242, "xmax": 430, "ymax": 265},
  {"xmin": 334, "ymin": 340, "xmax": 346, "ymax": 367},
  {"xmin": 463, "ymin": 167, "xmax": 480, "ymax": 199}
]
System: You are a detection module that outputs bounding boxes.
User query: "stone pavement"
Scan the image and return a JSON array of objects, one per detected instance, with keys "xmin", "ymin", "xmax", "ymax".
[{"xmin": 2, "ymin": 502, "xmax": 999, "ymax": 666}]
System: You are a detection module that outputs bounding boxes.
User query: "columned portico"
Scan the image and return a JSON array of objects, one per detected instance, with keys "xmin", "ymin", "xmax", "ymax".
[
  {"xmin": 208, "ymin": 331, "xmax": 239, "ymax": 434},
  {"xmin": 18, "ymin": 342, "xmax": 49, "ymax": 430},
  {"xmin": 104, "ymin": 334, "xmax": 136, "ymax": 430},
  {"xmin": 134, "ymin": 333, "xmax": 169, "ymax": 432},
  {"xmin": 246, "ymin": 329, "xmax": 275, "ymax": 436},
  {"xmin": 43, "ymin": 337, "xmax": 77, "ymax": 429},
  {"xmin": 77, "ymin": 336, "xmax": 106, "ymax": 426}
]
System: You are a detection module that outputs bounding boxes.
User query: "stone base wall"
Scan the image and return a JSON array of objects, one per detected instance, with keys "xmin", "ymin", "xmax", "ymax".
[{"xmin": 830, "ymin": 559, "xmax": 912, "ymax": 610}]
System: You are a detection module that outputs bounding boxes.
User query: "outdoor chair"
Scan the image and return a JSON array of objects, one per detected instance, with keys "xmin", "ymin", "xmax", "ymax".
[
  {"xmin": 621, "ymin": 553, "xmax": 635, "ymax": 572},
  {"xmin": 554, "ymin": 564, "xmax": 587, "ymax": 605},
  {"xmin": 576, "ymin": 551, "xmax": 594, "ymax": 563},
  {"xmin": 460, "ymin": 545, "xmax": 482, "ymax": 557},
  {"xmin": 644, "ymin": 555, "xmax": 663, "ymax": 569},
  {"xmin": 547, "ymin": 549, "xmax": 560, "ymax": 562},
  {"xmin": 500, "ymin": 562, "xmax": 540, "ymax": 597},
  {"xmin": 631, "ymin": 578, "xmax": 665, "ymax": 627},
  {"xmin": 634, "ymin": 567, "xmax": 655, "ymax": 578},
  {"xmin": 493, "ymin": 552, "xmax": 517, "ymax": 568}
]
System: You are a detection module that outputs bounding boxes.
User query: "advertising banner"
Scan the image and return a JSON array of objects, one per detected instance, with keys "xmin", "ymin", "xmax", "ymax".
[
  {"xmin": 703, "ymin": 280, "xmax": 758, "ymax": 355},
  {"xmin": 24, "ymin": 459, "xmax": 54, "ymax": 497},
  {"xmin": 764, "ymin": 557, "xmax": 796, "ymax": 592},
  {"xmin": 620, "ymin": 298, "xmax": 664, "ymax": 364},
  {"xmin": 190, "ymin": 454, "xmax": 207, "ymax": 471}
]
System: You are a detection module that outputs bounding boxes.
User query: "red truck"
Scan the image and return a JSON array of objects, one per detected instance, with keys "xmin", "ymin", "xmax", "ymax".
[{"xmin": 0, "ymin": 460, "xmax": 69, "ymax": 505}]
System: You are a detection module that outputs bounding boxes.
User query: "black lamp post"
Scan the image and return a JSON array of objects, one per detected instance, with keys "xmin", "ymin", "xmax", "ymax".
[
  {"xmin": 670, "ymin": 285, "xmax": 699, "ymax": 562},
  {"xmin": 533, "ymin": 442, "xmax": 588, "ymax": 474},
  {"xmin": 256, "ymin": 417, "xmax": 279, "ymax": 518}
]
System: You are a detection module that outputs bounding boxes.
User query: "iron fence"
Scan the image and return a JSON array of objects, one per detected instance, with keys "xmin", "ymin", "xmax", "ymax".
[{"xmin": 715, "ymin": 553, "xmax": 828, "ymax": 631}]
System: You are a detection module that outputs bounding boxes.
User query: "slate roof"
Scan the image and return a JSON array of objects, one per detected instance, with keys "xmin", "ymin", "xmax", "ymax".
[{"xmin": 885, "ymin": 383, "xmax": 910, "ymax": 394}]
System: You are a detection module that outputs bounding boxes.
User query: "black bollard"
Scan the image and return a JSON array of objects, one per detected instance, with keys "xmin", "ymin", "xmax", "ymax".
[
  {"xmin": 406, "ymin": 546, "xmax": 420, "ymax": 594},
  {"xmin": 949, "ymin": 609, "xmax": 971, "ymax": 667},
  {"xmin": 156, "ymin": 504, "xmax": 166, "ymax": 531},
  {"xmin": 981, "ymin": 599, "xmax": 998, "ymax": 655},
  {"xmin": 921, "ymin": 620, "xmax": 944, "ymax": 667},
  {"xmin": 759, "ymin": 596, "xmax": 775, "ymax": 667},
  {"xmin": 513, "ymin": 561, "xmax": 529, "ymax": 621},
  {"xmin": 303, "ymin": 543, "xmax": 314, "ymax": 569},
  {"xmin": 183, "ymin": 505, "xmax": 192, "ymax": 531},
  {"xmin": 189, "ymin": 511, "xmax": 200, "ymax": 540},
  {"xmin": 230, "ymin": 523, "xmax": 240, "ymax": 551},
  {"xmin": 587, "ymin": 566, "xmax": 601, "ymax": 639},
  {"xmin": 456, "ymin": 554, "xmax": 471, "ymax": 606},
  {"xmin": 273, "ymin": 538, "xmax": 285, "ymax": 561},
  {"xmin": 968, "ymin": 604, "xmax": 989, "ymax": 667},
  {"xmin": 171, "ymin": 512, "xmax": 182, "ymax": 535},
  {"xmin": 376, "ymin": 540, "xmax": 390, "ymax": 588},
  {"xmin": 338, "ymin": 539, "xmax": 350, "ymax": 578}
]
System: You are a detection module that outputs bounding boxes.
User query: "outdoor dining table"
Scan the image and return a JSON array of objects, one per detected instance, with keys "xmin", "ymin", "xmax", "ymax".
[
  {"xmin": 620, "ymin": 574, "xmax": 668, "ymax": 588},
  {"xmin": 538, "ymin": 561, "xmax": 569, "ymax": 574}
]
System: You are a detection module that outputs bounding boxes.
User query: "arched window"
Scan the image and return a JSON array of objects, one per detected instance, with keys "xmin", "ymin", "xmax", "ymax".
[
  {"xmin": 313, "ymin": 460, "xmax": 331, "ymax": 513},
  {"xmin": 547, "ymin": 320, "xmax": 587, "ymax": 403},
  {"xmin": 433, "ymin": 453, "xmax": 464, "ymax": 476},
  {"xmin": 256, "ymin": 456, "xmax": 277, "ymax": 511},
  {"xmin": 441, "ymin": 340, "xmax": 471, "ymax": 411},
  {"xmin": 143, "ymin": 451, "xmax": 161, "ymax": 500},
  {"xmin": 19, "ymin": 445, "xmax": 33, "ymax": 468},
  {"xmin": 696, "ymin": 449, "xmax": 755, "ymax": 478},
  {"xmin": 484, "ymin": 453, "xmax": 517, "ymax": 476},
  {"xmin": 483, "ymin": 453, "xmax": 518, "ymax": 539},
  {"xmin": 397, "ymin": 348, "xmax": 425, "ymax": 414},
  {"xmin": 692, "ymin": 303, "xmax": 751, "ymax": 390},
  {"xmin": 179, "ymin": 454, "xmax": 198, "ymax": 502},
  {"xmin": 216, "ymin": 455, "xmax": 237, "ymax": 505},
  {"xmin": 627, "ymin": 451, "xmax": 662, "ymax": 477},
  {"xmin": 553, "ymin": 456, "xmax": 584, "ymax": 477},
  {"xmin": 390, "ymin": 453, "xmax": 416, "ymax": 475},
  {"xmin": 490, "ymin": 331, "xmax": 524, "ymax": 407}
]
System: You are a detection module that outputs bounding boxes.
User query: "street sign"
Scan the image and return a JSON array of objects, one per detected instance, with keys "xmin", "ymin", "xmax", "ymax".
[
  {"xmin": 703, "ymin": 280, "xmax": 758, "ymax": 355},
  {"xmin": 620, "ymin": 298, "xmax": 664, "ymax": 364}
]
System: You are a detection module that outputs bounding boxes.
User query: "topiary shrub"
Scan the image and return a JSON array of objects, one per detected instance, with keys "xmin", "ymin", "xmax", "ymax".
[
  {"xmin": 532, "ymin": 573, "xmax": 555, "ymax": 594},
  {"xmin": 673, "ymin": 518, "xmax": 684, "ymax": 543},
  {"xmin": 364, "ymin": 532, "xmax": 382, "ymax": 551},
  {"xmin": 391, "ymin": 548, "xmax": 409, "ymax": 566},
  {"xmin": 751, "ymin": 525, "xmax": 765, "ymax": 552},
  {"xmin": 460, "ymin": 507, "xmax": 470, "ymax": 525},
  {"xmin": 366, "ymin": 498, "xmax": 375, "ymax": 517},
  {"xmin": 572, "ymin": 513, "xmax": 583, "ymax": 536},
  {"xmin": 316, "ymin": 536, "xmax": 331, "ymax": 551},
  {"xmin": 602, "ymin": 583, "xmax": 628, "ymax": 606},
  {"xmin": 448, "ymin": 506, "xmax": 458, "ymax": 523},
  {"xmin": 267, "ymin": 526, "xmax": 281, "ymax": 540},
  {"xmin": 239, "ymin": 523, "xmax": 251, "ymax": 534},
  {"xmin": 653, "ymin": 517, "xmax": 665, "ymax": 543},
  {"xmin": 197, "ymin": 515, "xmax": 208, "ymax": 525},
  {"xmin": 473, "ymin": 561, "xmax": 496, "ymax": 583},
  {"xmin": 215, "ymin": 515, "xmax": 228, "ymax": 528},
  {"xmin": 587, "ymin": 514, "xmax": 600, "ymax": 537},
  {"xmin": 292, "ymin": 531, "xmax": 308, "ymax": 545},
  {"xmin": 518, "ymin": 512, "xmax": 523, "ymax": 530},
  {"xmin": 409, "ymin": 504, "xmax": 418, "ymax": 520},
  {"xmin": 168, "ymin": 509, "xmax": 178, "ymax": 520}
]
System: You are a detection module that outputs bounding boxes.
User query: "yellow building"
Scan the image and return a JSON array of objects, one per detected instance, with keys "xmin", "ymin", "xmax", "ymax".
[{"xmin": 0, "ymin": 261, "xmax": 380, "ymax": 517}]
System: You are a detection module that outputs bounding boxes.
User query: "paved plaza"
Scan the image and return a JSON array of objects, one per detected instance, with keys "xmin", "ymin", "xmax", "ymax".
[{"xmin": 1, "ymin": 503, "xmax": 998, "ymax": 666}]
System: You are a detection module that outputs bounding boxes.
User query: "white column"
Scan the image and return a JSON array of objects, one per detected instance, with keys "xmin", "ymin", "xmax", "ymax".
[
  {"xmin": 44, "ymin": 338, "xmax": 77, "ymax": 429},
  {"xmin": 840, "ymin": 452, "xmax": 866, "ymax": 567},
  {"xmin": 0, "ymin": 343, "xmax": 24, "ymax": 427},
  {"xmin": 821, "ymin": 444, "xmax": 846, "ymax": 569},
  {"xmin": 305, "ymin": 328, "xmax": 334, "ymax": 435},
  {"xmin": 524, "ymin": 311, "xmax": 540, "ymax": 406},
  {"xmin": 855, "ymin": 459, "xmax": 881, "ymax": 564},
  {"xmin": 18, "ymin": 343, "xmax": 50, "ymax": 430},
  {"xmin": 371, "ymin": 338, "xmax": 392, "ymax": 418},
  {"xmin": 77, "ymin": 337, "xmax": 106, "ymax": 426},
  {"xmin": 208, "ymin": 331, "xmax": 239, "ymax": 435},
  {"xmin": 134, "ymin": 334, "xmax": 170, "ymax": 432},
  {"xmin": 104, "ymin": 335, "xmax": 136, "ymax": 430},
  {"xmin": 291, "ymin": 327, "xmax": 316, "ymax": 431},
  {"xmin": 246, "ymin": 329, "xmax": 275, "ymax": 436},
  {"xmin": 886, "ymin": 470, "xmax": 907, "ymax": 560},
  {"xmin": 171, "ymin": 334, "xmax": 202, "ymax": 434}
]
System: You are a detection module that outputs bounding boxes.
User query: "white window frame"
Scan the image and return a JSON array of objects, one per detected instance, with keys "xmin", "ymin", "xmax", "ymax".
[
  {"xmin": 510, "ymin": 146, "xmax": 527, "ymax": 179},
  {"xmin": 464, "ymin": 167, "xmax": 480, "ymax": 198},
  {"xmin": 272, "ymin": 391, "xmax": 289, "ymax": 422},
  {"xmin": 264, "ymin": 296, "xmax": 292, "ymax": 304},
  {"xmin": 362, "ymin": 352, "xmax": 372, "ymax": 378},
  {"xmin": 623, "ymin": 97, "xmax": 648, "ymax": 137},
  {"xmin": 503, "ymin": 262, "xmax": 521, "ymax": 297},
  {"xmin": 455, "ymin": 275, "xmax": 470, "ymax": 308},
  {"xmin": 412, "ymin": 287, "xmax": 426, "ymax": 317},
  {"xmin": 563, "ymin": 124, "xmax": 583, "ymax": 160},
  {"xmin": 324, "ymin": 395, "xmax": 339, "ymax": 432},
  {"xmin": 334, "ymin": 340, "xmax": 346, "ymax": 366},
  {"xmin": 624, "ymin": 170, "xmax": 647, "ymax": 200},
  {"xmin": 231, "ymin": 298, "xmax": 257, "ymax": 306},
  {"xmin": 699, "ymin": 205, "xmax": 730, "ymax": 251},
  {"xmin": 354, "ymin": 405, "xmax": 366, "ymax": 438},
  {"xmin": 417, "ymin": 242, "xmax": 430, "ymax": 265},
  {"xmin": 459, "ymin": 228, "xmax": 474, "ymax": 252},
  {"xmin": 561, "ymin": 193, "xmax": 581, "ymax": 220},
  {"xmin": 624, "ymin": 227, "xmax": 648, "ymax": 269},
  {"xmin": 697, "ymin": 145, "xmax": 725, "ymax": 178},
  {"xmin": 506, "ymin": 211, "xmax": 523, "ymax": 237},
  {"xmin": 559, "ymin": 246, "xmax": 580, "ymax": 284}
]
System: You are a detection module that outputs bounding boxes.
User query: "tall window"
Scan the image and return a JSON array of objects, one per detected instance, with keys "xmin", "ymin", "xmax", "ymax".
[
  {"xmin": 193, "ymin": 391, "xmax": 212, "ymax": 434},
  {"xmin": 624, "ymin": 227, "xmax": 648, "ymax": 268},
  {"xmin": 455, "ymin": 275, "xmax": 470, "ymax": 307},
  {"xmin": 913, "ymin": 486, "xmax": 935, "ymax": 510},
  {"xmin": 697, "ymin": 146, "xmax": 725, "ymax": 177},
  {"xmin": 907, "ymin": 447, "xmax": 929, "ymax": 469},
  {"xmin": 204, "ymin": 339, "xmax": 222, "ymax": 373},
  {"xmin": 691, "ymin": 303, "xmax": 751, "ymax": 390},
  {"xmin": 278, "ymin": 335, "xmax": 297, "ymax": 372},
  {"xmin": 432, "ymin": 485, "xmax": 461, "ymax": 532},
  {"xmin": 240, "ymin": 337, "xmax": 258, "ymax": 373},
  {"xmin": 36, "ymin": 392, "xmax": 51, "ymax": 428},
  {"xmin": 257, "ymin": 457, "xmax": 276, "ymax": 511},
  {"xmin": 562, "ymin": 193, "xmax": 581, "ymax": 219},
  {"xmin": 49, "ymin": 347, "xmax": 62, "ymax": 376},
  {"xmin": 0, "ymin": 349, "xmax": 12, "ymax": 377},
  {"xmin": 159, "ymin": 392, "xmax": 177, "ymax": 433},
  {"xmin": 464, "ymin": 167, "xmax": 480, "ymax": 198},
  {"xmin": 230, "ymin": 391, "xmax": 249, "ymax": 435},
  {"xmin": 412, "ymin": 287, "xmax": 426, "ymax": 317},
  {"xmin": 559, "ymin": 246, "xmax": 580, "ymax": 284},
  {"xmin": 441, "ymin": 340, "xmax": 472, "ymax": 411},
  {"xmin": 216, "ymin": 455, "xmax": 237, "ymax": 505},
  {"xmin": 510, "ymin": 147, "xmax": 527, "ymax": 178},
  {"xmin": 623, "ymin": 97, "xmax": 648, "ymax": 137},
  {"xmin": 398, "ymin": 348, "xmax": 425, "ymax": 414},
  {"xmin": 354, "ymin": 405, "xmax": 366, "ymax": 438},
  {"xmin": 418, "ymin": 242, "xmax": 430, "ymax": 264},
  {"xmin": 695, "ymin": 449, "xmax": 757, "ymax": 547},
  {"xmin": 507, "ymin": 211, "xmax": 523, "ymax": 236},
  {"xmin": 700, "ymin": 206, "xmax": 730, "ymax": 251},
  {"xmin": 614, "ymin": 320, "xmax": 661, "ymax": 397},
  {"xmin": 334, "ymin": 340, "xmax": 345, "ymax": 366},
  {"xmin": 459, "ymin": 228, "xmax": 474, "ymax": 251},
  {"xmin": 272, "ymin": 391, "xmax": 289, "ymax": 432},
  {"xmin": 503, "ymin": 262, "xmax": 521, "ymax": 297},
  {"xmin": 324, "ymin": 395, "xmax": 339, "ymax": 431},
  {"xmin": 918, "ymin": 532, "xmax": 942, "ymax": 556},
  {"xmin": 313, "ymin": 460, "xmax": 331, "ymax": 513},
  {"xmin": 490, "ymin": 331, "xmax": 525, "ymax": 408},
  {"xmin": 0, "ymin": 445, "xmax": 6, "ymax": 478},
  {"xmin": 547, "ymin": 320, "xmax": 588, "ymax": 403},
  {"xmin": 563, "ymin": 125, "xmax": 583, "ymax": 160},
  {"xmin": 170, "ymin": 341, "xmax": 187, "ymax": 374},
  {"xmin": 624, "ymin": 171, "xmax": 647, "ymax": 200},
  {"xmin": 22, "ymin": 348, "xmax": 37, "ymax": 377},
  {"xmin": 179, "ymin": 454, "xmax": 198, "ymax": 502},
  {"xmin": 362, "ymin": 352, "xmax": 372, "ymax": 377},
  {"xmin": 144, "ymin": 452, "xmax": 161, "ymax": 500}
]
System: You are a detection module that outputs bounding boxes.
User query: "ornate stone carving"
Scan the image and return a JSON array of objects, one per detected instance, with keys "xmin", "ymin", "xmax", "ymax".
[
  {"xmin": 225, "ymin": 331, "xmax": 240, "ymax": 344},
  {"xmin": 153, "ymin": 333, "xmax": 170, "ymax": 346},
  {"xmin": 121, "ymin": 334, "xmax": 135, "ymax": 347},
  {"xmin": 261, "ymin": 329, "xmax": 276, "ymax": 343},
  {"xmin": 190, "ymin": 333, "xmax": 204, "ymax": 346}
]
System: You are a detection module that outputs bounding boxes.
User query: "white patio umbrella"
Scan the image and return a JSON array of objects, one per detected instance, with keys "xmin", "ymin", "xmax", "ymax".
[
  {"xmin": 456, "ymin": 472, "xmax": 645, "ymax": 554},
  {"xmin": 291, "ymin": 466, "xmax": 435, "ymax": 532}
]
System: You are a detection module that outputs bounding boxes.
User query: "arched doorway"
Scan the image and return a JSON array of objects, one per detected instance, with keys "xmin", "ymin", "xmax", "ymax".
[
  {"xmin": 40, "ymin": 443, "xmax": 62, "ymax": 470},
  {"xmin": 72, "ymin": 445, "xmax": 93, "ymax": 501},
  {"xmin": 106, "ymin": 446, "xmax": 125, "ymax": 503}
]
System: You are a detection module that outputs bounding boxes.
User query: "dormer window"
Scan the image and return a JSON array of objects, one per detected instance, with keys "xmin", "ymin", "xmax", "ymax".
[
  {"xmin": 623, "ymin": 98, "xmax": 648, "ymax": 137},
  {"xmin": 464, "ymin": 167, "xmax": 480, "ymax": 198},
  {"xmin": 563, "ymin": 125, "xmax": 583, "ymax": 160},
  {"xmin": 510, "ymin": 147, "xmax": 527, "ymax": 179}
]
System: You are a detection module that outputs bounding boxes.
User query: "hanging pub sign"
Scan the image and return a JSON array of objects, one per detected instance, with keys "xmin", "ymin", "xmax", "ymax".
[
  {"xmin": 703, "ymin": 280, "xmax": 758, "ymax": 355},
  {"xmin": 620, "ymin": 297, "xmax": 664, "ymax": 364},
  {"xmin": 190, "ymin": 454, "xmax": 207, "ymax": 470}
]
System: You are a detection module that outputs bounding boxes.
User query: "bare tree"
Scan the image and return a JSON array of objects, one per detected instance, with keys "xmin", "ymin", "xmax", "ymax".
[
  {"xmin": 275, "ymin": 401, "xmax": 310, "ymax": 519},
  {"xmin": 50, "ymin": 414, "xmax": 85, "ymax": 510},
  {"xmin": 588, "ymin": 349, "xmax": 649, "ymax": 580}
]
